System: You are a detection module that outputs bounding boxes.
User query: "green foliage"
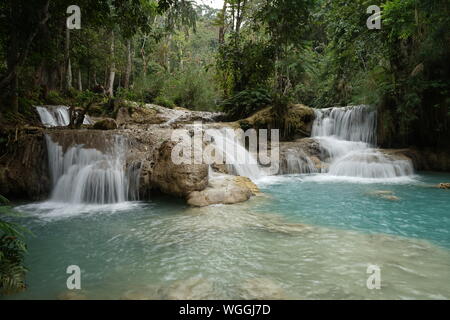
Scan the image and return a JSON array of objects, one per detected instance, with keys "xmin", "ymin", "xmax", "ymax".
[
  {"xmin": 46, "ymin": 90, "xmax": 65, "ymax": 105},
  {"xmin": 154, "ymin": 96, "xmax": 175, "ymax": 109},
  {"xmin": 216, "ymin": 36, "xmax": 276, "ymax": 96},
  {"xmin": 159, "ymin": 65, "xmax": 219, "ymax": 111},
  {"xmin": 0, "ymin": 198, "xmax": 28, "ymax": 295},
  {"xmin": 221, "ymin": 88, "xmax": 272, "ymax": 120}
]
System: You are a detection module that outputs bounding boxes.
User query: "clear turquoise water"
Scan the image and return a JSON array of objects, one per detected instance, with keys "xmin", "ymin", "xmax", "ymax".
[
  {"xmin": 257, "ymin": 173, "xmax": 450, "ymax": 249},
  {"xmin": 2, "ymin": 173, "xmax": 450, "ymax": 300}
]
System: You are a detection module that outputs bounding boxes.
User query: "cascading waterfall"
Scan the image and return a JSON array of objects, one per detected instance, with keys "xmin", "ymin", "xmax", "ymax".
[
  {"xmin": 208, "ymin": 128, "xmax": 262, "ymax": 181},
  {"xmin": 45, "ymin": 134, "xmax": 140, "ymax": 204},
  {"xmin": 311, "ymin": 105, "xmax": 414, "ymax": 179},
  {"xmin": 36, "ymin": 106, "xmax": 93, "ymax": 127},
  {"xmin": 281, "ymin": 150, "xmax": 318, "ymax": 175}
]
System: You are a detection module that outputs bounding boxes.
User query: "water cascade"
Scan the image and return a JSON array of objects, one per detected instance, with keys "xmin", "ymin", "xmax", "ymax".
[
  {"xmin": 36, "ymin": 106, "xmax": 93, "ymax": 127},
  {"xmin": 208, "ymin": 128, "xmax": 262, "ymax": 181},
  {"xmin": 311, "ymin": 105, "xmax": 414, "ymax": 179},
  {"xmin": 45, "ymin": 134, "xmax": 140, "ymax": 204}
]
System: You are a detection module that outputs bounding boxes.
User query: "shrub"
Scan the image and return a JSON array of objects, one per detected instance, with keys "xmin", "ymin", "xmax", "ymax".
[
  {"xmin": 221, "ymin": 88, "xmax": 272, "ymax": 121},
  {"xmin": 46, "ymin": 90, "xmax": 65, "ymax": 105},
  {"xmin": 154, "ymin": 96, "xmax": 175, "ymax": 109}
]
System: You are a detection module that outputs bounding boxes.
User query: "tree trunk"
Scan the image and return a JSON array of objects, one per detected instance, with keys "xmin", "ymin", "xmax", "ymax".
[
  {"xmin": 124, "ymin": 39, "xmax": 132, "ymax": 89},
  {"xmin": 218, "ymin": 1, "xmax": 227, "ymax": 44},
  {"xmin": 106, "ymin": 31, "xmax": 116, "ymax": 97},
  {"xmin": 65, "ymin": 28, "xmax": 72, "ymax": 91},
  {"xmin": 77, "ymin": 68, "xmax": 82, "ymax": 91}
]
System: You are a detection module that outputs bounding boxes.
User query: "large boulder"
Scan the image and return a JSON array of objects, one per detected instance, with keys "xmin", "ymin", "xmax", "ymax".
[
  {"xmin": 187, "ymin": 175, "xmax": 259, "ymax": 207},
  {"xmin": 151, "ymin": 140, "xmax": 209, "ymax": 197}
]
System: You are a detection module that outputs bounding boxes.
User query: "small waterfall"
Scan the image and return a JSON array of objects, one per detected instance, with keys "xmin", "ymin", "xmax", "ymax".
[
  {"xmin": 45, "ymin": 134, "xmax": 139, "ymax": 204},
  {"xmin": 311, "ymin": 105, "xmax": 414, "ymax": 179},
  {"xmin": 281, "ymin": 150, "xmax": 318, "ymax": 175},
  {"xmin": 36, "ymin": 106, "xmax": 93, "ymax": 127},
  {"xmin": 208, "ymin": 128, "xmax": 262, "ymax": 181},
  {"xmin": 312, "ymin": 106, "xmax": 377, "ymax": 144}
]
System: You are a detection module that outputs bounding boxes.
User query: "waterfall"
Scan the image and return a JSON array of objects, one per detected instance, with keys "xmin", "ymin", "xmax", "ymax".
[
  {"xmin": 208, "ymin": 128, "xmax": 262, "ymax": 181},
  {"xmin": 311, "ymin": 105, "xmax": 414, "ymax": 179},
  {"xmin": 45, "ymin": 134, "xmax": 139, "ymax": 204},
  {"xmin": 36, "ymin": 106, "xmax": 93, "ymax": 127},
  {"xmin": 281, "ymin": 150, "xmax": 318, "ymax": 175}
]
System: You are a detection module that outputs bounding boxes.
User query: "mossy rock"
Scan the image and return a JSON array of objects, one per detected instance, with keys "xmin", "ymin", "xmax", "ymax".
[
  {"xmin": 93, "ymin": 118, "xmax": 118, "ymax": 130},
  {"xmin": 243, "ymin": 104, "xmax": 315, "ymax": 140}
]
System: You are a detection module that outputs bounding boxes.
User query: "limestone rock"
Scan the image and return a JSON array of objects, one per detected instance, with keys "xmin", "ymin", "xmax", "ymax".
[
  {"xmin": 187, "ymin": 175, "xmax": 259, "ymax": 207},
  {"xmin": 151, "ymin": 140, "xmax": 209, "ymax": 197},
  {"xmin": 438, "ymin": 183, "xmax": 450, "ymax": 190}
]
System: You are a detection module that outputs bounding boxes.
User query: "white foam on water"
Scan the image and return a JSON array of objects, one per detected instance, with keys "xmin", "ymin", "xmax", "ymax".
[
  {"xmin": 208, "ymin": 128, "xmax": 262, "ymax": 181},
  {"xmin": 43, "ymin": 134, "xmax": 140, "ymax": 207},
  {"xmin": 311, "ymin": 105, "xmax": 415, "ymax": 182},
  {"xmin": 15, "ymin": 201, "xmax": 143, "ymax": 220}
]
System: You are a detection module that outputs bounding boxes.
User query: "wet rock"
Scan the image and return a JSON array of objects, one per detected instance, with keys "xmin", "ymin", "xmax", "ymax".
[
  {"xmin": 382, "ymin": 148, "xmax": 450, "ymax": 172},
  {"xmin": 187, "ymin": 175, "xmax": 258, "ymax": 207},
  {"xmin": 93, "ymin": 118, "xmax": 118, "ymax": 130},
  {"xmin": 279, "ymin": 138, "xmax": 328, "ymax": 174},
  {"xmin": 438, "ymin": 183, "xmax": 450, "ymax": 190}
]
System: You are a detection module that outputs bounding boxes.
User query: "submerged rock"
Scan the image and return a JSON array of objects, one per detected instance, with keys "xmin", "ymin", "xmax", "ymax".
[
  {"xmin": 187, "ymin": 175, "xmax": 259, "ymax": 207},
  {"xmin": 239, "ymin": 278, "xmax": 287, "ymax": 300},
  {"xmin": 368, "ymin": 190, "xmax": 400, "ymax": 201},
  {"xmin": 162, "ymin": 277, "xmax": 216, "ymax": 300},
  {"xmin": 438, "ymin": 183, "xmax": 450, "ymax": 190}
]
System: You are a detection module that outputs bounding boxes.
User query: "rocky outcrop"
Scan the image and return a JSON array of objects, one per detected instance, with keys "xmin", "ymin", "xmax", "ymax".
[
  {"xmin": 278, "ymin": 138, "xmax": 328, "ymax": 174},
  {"xmin": 0, "ymin": 127, "xmax": 50, "ymax": 200},
  {"xmin": 382, "ymin": 148, "xmax": 450, "ymax": 172},
  {"xmin": 187, "ymin": 175, "xmax": 259, "ymax": 207},
  {"xmin": 241, "ymin": 104, "xmax": 315, "ymax": 139},
  {"xmin": 151, "ymin": 140, "xmax": 209, "ymax": 197}
]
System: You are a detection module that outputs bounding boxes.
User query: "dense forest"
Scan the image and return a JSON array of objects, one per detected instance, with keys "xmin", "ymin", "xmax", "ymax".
[
  {"xmin": 0, "ymin": 0, "xmax": 449, "ymax": 295},
  {"xmin": 0, "ymin": 0, "xmax": 448, "ymax": 146}
]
